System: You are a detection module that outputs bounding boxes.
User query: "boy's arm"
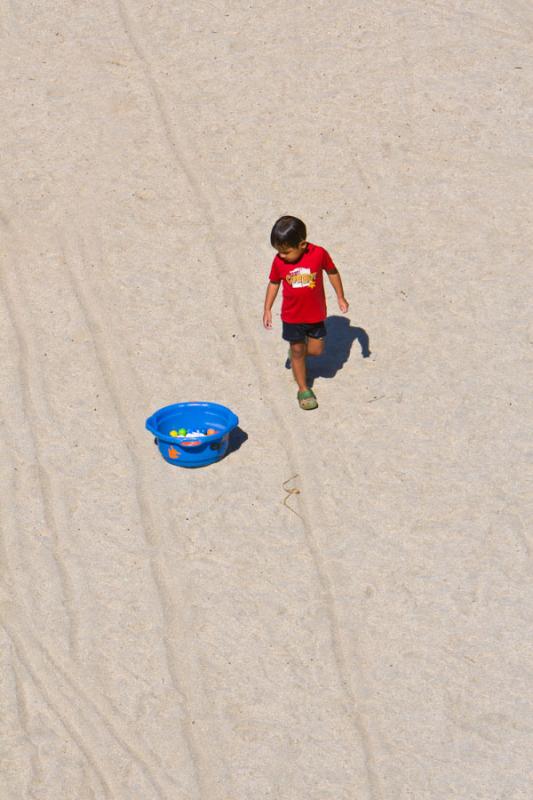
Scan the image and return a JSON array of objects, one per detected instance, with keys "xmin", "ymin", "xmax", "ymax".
[
  {"xmin": 263, "ymin": 281, "xmax": 280, "ymax": 328},
  {"xmin": 327, "ymin": 270, "xmax": 349, "ymax": 313}
]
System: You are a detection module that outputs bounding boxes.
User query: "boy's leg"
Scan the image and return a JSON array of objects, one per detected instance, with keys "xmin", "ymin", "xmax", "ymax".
[
  {"xmin": 305, "ymin": 322, "xmax": 326, "ymax": 357},
  {"xmin": 306, "ymin": 336, "xmax": 325, "ymax": 357},
  {"xmin": 289, "ymin": 340, "xmax": 308, "ymax": 392},
  {"xmin": 283, "ymin": 323, "xmax": 318, "ymax": 407}
]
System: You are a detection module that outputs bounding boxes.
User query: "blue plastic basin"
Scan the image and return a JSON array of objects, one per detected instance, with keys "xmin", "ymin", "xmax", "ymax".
[{"xmin": 146, "ymin": 402, "xmax": 239, "ymax": 468}]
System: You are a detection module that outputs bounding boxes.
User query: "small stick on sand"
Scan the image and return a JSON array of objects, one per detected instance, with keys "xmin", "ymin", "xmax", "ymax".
[{"xmin": 282, "ymin": 474, "xmax": 303, "ymax": 520}]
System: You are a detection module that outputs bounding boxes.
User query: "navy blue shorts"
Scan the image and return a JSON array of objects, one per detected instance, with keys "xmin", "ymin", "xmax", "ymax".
[{"xmin": 282, "ymin": 321, "xmax": 327, "ymax": 342}]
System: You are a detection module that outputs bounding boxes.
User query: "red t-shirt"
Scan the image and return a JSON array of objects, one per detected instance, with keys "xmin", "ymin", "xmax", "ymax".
[{"xmin": 269, "ymin": 243, "xmax": 337, "ymax": 323}]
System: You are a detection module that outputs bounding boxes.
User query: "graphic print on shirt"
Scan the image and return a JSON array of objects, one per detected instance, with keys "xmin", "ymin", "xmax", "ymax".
[{"xmin": 286, "ymin": 267, "xmax": 317, "ymax": 289}]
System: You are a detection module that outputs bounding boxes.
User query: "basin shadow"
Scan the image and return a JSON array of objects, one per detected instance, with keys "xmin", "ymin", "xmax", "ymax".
[{"xmin": 226, "ymin": 426, "xmax": 248, "ymax": 458}]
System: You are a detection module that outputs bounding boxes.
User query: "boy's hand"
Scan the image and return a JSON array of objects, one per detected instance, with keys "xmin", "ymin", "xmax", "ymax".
[
  {"xmin": 327, "ymin": 272, "xmax": 349, "ymax": 313},
  {"xmin": 338, "ymin": 297, "xmax": 349, "ymax": 313},
  {"xmin": 263, "ymin": 282, "xmax": 279, "ymax": 329}
]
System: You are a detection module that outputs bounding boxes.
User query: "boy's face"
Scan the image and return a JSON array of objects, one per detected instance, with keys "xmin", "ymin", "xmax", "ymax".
[{"xmin": 275, "ymin": 241, "xmax": 307, "ymax": 263}]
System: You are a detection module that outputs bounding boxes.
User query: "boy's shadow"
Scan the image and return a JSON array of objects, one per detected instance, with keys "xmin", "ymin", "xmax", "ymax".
[{"xmin": 297, "ymin": 316, "xmax": 370, "ymax": 386}]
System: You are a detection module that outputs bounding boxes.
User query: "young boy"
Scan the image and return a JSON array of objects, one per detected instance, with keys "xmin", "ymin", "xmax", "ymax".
[{"xmin": 263, "ymin": 216, "xmax": 349, "ymax": 410}]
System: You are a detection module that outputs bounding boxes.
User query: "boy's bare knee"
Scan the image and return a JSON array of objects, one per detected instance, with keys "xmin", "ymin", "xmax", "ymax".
[
  {"xmin": 290, "ymin": 342, "xmax": 306, "ymax": 359},
  {"xmin": 307, "ymin": 338, "xmax": 325, "ymax": 357}
]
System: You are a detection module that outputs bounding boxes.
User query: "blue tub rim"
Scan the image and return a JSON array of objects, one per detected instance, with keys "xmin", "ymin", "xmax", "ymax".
[{"xmin": 145, "ymin": 401, "xmax": 239, "ymax": 445}]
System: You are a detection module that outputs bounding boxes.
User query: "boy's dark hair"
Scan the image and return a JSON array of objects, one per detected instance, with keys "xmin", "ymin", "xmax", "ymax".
[{"xmin": 270, "ymin": 216, "xmax": 307, "ymax": 248}]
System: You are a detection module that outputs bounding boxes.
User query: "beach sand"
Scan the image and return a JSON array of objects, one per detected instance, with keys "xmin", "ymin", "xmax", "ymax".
[{"xmin": 1, "ymin": 2, "xmax": 532, "ymax": 798}]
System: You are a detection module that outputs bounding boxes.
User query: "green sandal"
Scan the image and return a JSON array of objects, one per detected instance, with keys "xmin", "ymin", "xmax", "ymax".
[{"xmin": 297, "ymin": 389, "xmax": 318, "ymax": 410}]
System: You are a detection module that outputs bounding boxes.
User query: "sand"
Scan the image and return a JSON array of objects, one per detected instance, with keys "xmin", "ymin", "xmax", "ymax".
[{"xmin": 1, "ymin": 1, "xmax": 532, "ymax": 798}]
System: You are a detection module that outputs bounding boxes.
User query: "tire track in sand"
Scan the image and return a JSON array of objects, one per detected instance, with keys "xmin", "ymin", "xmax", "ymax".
[
  {"xmin": 112, "ymin": 4, "xmax": 383, "ymax": 798},
  {"xmin": 1, "ymin": 228, "xmax": 184, "ymax": 798},
  {"xmin": 3, "ymin": 617, "xmax": 165, "ymax": 799},
  {"xmin": 60, "ymin": 231, "xmax": 216, "ymax": 800},
  {"xmin": 0, "ymin": 238, "xmax": 83, "ymax": 662},
  {"xmin": 10, "ymin": 655, "xmax": 45, "ymax": 794},
  {"xmin": 4, "ymin": 584, "xmax": 187, "ymax": 798}
]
